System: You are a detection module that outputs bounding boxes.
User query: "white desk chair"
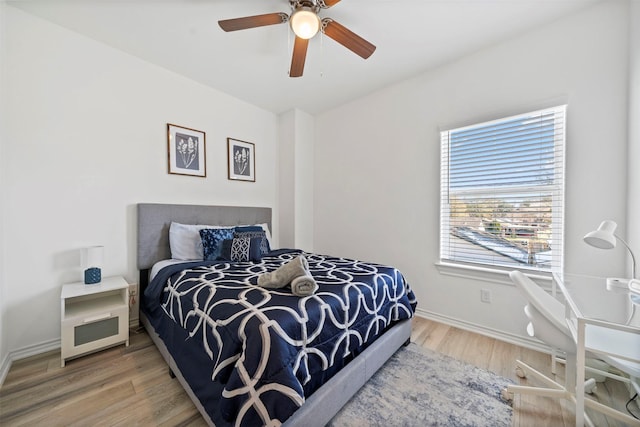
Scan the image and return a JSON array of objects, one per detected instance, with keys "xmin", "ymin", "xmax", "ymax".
[{"xmin": 502, "ymin": 271, "xmax": 602, "ymax": 426}]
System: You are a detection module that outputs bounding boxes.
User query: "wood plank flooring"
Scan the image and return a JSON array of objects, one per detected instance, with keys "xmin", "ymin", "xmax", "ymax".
[{"xmin": 1, "ymin": 317, "xmax": 637, "ymax": 426}]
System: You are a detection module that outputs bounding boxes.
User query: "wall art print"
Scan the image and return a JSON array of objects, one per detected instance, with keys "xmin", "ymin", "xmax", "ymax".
[
  {"xmin": 227, "ymin": 138, "xmax": 255, "ymax": 182},
  {"xmin": 167, "ymin": 123, "xmax": 206, "ymax": 177}
]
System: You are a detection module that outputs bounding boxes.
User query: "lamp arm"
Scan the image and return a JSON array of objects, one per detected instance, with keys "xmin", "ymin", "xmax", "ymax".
[{"xmin": 614, "ymin": 234, "xmax": 637, "ymax": 279}]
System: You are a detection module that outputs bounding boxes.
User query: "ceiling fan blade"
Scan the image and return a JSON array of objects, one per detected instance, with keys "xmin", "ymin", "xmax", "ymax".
[
  {"xmin": 290, "ymin": 36, "xmax": 309, "ymax": 78},
  {"xmin": 319, "ymin": 0, "xmax": 341, "ymax": 8},
  {"xmin": 322, "ymin": 19, "xmax": 376, "ymax": 59},
  {"xmin": 218, "ymin": 13, "xmax": 288, "ymax": 32}
]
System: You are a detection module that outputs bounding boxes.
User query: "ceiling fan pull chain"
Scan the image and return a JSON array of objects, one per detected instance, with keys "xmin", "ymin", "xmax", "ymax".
[{"xmin": 320, "ymin": 30, "xmax": 324, "ymax": 77}]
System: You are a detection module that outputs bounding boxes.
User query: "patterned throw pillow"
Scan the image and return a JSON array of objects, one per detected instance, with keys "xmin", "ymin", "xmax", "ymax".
[
  {"xmin": 219, "ymin": 237, "xmax": 262, "ymax": 262},
  {"xmin": 199, "ymin": 228, "xmax": 235, "ymax": 261},
  {"xmin": 234, "ymin": 228, "xmax": 271, "ymax": 255}
]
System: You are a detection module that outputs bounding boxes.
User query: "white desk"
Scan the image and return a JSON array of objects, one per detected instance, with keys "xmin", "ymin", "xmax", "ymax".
[{"xmin": 554, "ymin": 273, "xmax": 640, "ymax": 427}]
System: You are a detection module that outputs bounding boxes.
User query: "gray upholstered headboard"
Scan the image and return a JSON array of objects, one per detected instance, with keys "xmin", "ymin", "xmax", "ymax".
[{"xmin": 137, "ymin": 203, "xmax": 272, "ymax": 271}]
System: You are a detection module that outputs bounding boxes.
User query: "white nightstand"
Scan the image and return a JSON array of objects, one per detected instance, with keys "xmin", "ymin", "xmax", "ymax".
[{"xmin": 60, "ymin": 276, "xmax": 129, "ymax": 367}]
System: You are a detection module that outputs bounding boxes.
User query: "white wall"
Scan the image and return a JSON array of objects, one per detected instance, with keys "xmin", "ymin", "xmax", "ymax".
[
  {"xmin": 293, "ymin": 110, "xmax": 314, "ymax": 251},
  {"xmin": 315, "ymin": 0, "xmax": 631, "ymax": 340},
  {"xmin": 1, "ymin": 6, "xmax": 278, "ymax": 362},
  {"xmin": 278, "ymin": 108, "xmax": 314, "ymax": 251},
  {"xmin": 0, "ymin": 2, "xmax": 8, "ymax": 383},
  {"xmin": 629, "ymin": 1, "xmax": 640, "ymax": 276},
  {"xmin": 278, "ymin": 111, "xmax": 296, "ymax": 248}
]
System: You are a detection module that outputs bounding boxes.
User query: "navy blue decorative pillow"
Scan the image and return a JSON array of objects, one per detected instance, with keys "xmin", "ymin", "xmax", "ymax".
[
  {"xmin": 199, "ymin": 228, "xmax": 234, "ymax": 261},
  {"xmin": 234, "ymin": 226, "xmax": 263, "ymax": 233},
  {"xmin": 219, "ymin": 237, "xmax": 262, "ymax": 262},
  {"xmin": 234, "ymin": 229, "xmax": 270, "ymax": 255}
]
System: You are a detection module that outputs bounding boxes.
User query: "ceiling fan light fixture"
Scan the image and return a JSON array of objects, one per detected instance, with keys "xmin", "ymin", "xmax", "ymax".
[{"xmin": 290, "ymin": 8, "xmax": 320, "ymax": 39}]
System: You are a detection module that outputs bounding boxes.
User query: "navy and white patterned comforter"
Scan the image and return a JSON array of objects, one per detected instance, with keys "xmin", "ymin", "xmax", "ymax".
[{"xmin": 142, "ymin": 249, "xmax": 417, "ymax": 426}]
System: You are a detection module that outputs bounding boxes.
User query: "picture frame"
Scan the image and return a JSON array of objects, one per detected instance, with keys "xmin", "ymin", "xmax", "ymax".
[
  {"xmin": 167, "ymin": 123, "xmax": 206, "ymax": 177},
  {"xmin": 227, "ymin": 138, "xmax": 255, "ymax": 182}
]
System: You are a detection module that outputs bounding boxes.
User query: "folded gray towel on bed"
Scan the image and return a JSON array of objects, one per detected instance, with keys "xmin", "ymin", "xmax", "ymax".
[
  {"xmin": 258, "ymin": 255, "xmax": 310, "ymax": 289},
  {"xmin": 291, "ymin": 275, "xmax": 318, "ymax": 297}
]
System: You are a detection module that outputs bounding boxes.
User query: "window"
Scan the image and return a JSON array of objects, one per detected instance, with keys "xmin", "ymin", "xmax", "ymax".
[{"xmin": 440, "ymin": 106, "xmax": 566, "ymax": 273}]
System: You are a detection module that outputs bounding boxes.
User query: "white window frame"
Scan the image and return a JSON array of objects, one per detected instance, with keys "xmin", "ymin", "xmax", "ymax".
[{"xmin": 439, "ymin": 105, "xmax": 566, "ymax": 276}]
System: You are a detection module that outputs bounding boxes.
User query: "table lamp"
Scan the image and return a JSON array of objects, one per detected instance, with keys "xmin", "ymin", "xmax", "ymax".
[
  {"xmin": 81, "ymin": 245, "xmax": 103, "ymax": 284},
  {"xmin": 583, "ymin": 220, "xmax": 637, "ymax": 282}
]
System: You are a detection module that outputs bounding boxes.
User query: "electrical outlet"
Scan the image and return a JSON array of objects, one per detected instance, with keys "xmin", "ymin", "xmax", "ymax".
[
  {"xmin": 480, "ymin": 289, "xmax": 492, "ymax": 303},
  {"xmin": 129, "ymin": 283, "xmax": 140, "ymax": 328}
]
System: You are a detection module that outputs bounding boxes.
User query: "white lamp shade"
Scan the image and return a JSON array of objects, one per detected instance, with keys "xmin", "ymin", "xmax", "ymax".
[
  {"xmin": 81, "ymin": 246, "xmax": 104, "ymax": 269},
  {"xmin": 290, "ymin": 8, "xmax": 320, "ymax": 39},
  {"xmin": 583, "ymin": 220, "xmax": 617, "ymax": 249}
]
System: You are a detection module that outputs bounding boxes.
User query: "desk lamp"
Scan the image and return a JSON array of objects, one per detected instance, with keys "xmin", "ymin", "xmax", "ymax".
[{"xmin": 583, "ymin": 220, "xmax": 637, "ymax": 285}]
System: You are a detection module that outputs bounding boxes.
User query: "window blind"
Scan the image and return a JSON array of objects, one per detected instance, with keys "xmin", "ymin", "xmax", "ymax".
[{"xmin": 440, "ymin": 105, "xmax": 566, "ymax": 273}]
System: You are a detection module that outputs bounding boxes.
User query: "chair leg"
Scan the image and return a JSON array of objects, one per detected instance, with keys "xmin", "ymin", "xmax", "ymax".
[
  {"xmin": 503, "ymin": 360, "xmax": 598, "ymax": 427},
  {"xmin": 514, "ymin": 360, "xmax": 566, "ymax": 390},
  {"xmin": 584, "ymin": 398, "xmax": 640, "ymax": 426},
  {"xmin": 515, "ymin": 357, "xmax": 598, "ymax": 394},
  {"xmin": 502, "ymin": 390, "xmax": 596, "ymax": 427},
  {"xmin": 502, "ymin": 360, "xmax": 568, "ymax": 401}
]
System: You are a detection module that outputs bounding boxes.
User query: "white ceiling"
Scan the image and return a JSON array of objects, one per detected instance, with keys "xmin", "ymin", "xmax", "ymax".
[{"xmin": 8, "ymin": 0, "xmax": 600, "ymax": 114}]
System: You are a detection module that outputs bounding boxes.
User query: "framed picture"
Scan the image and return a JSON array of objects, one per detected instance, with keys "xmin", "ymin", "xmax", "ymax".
[
  {"xmin": 227, "ymin": 138, "xmax": 255, "ymax": 182},
  {"xmin": 167, "ymin": 123, "xmax": 206, "ymax": 177}
]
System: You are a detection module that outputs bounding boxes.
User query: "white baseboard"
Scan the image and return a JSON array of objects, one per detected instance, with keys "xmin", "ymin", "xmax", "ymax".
[
  {"xmin": 0, "ymin": 338, "xmax": 60, "ymax": 387},
  {"xmin": 414, "ymin": 308, "xmax": 551, "ymax": 354},
  {"xmin": 0, "ymin": 352, "xmax": 10, "ymax": 387},
  {"xmin": 1, "ymin": 316, "xmax": 147, "ymax": 387}
]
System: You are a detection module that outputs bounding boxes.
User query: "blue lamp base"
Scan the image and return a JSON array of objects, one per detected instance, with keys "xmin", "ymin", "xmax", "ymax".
[{"xmin": 84, "ymin": 267, "xmax": 101, "ymax": 284}]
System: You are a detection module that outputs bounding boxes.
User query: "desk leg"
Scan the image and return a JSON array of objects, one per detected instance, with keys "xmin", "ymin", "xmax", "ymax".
[{"xmin": 575, "ymin": 319, "xmax": 586, "ymax": 427}]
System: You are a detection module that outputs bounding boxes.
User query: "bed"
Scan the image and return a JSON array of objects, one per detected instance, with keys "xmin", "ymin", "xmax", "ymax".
[{"xmin": 137, "ymin": 203, "xmax": 416, "ymax": 426}]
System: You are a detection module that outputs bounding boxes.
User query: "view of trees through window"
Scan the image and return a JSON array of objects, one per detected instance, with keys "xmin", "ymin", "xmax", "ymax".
[
  {"xmin": 440, "ymin": 106, "xmax": 565, "ymax": 271},
  {"xmin": 448, "ymin": 194, "xmax": 553, "ymax": 268}
]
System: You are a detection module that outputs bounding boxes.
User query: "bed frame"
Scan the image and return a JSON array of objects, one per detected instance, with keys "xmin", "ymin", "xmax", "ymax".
[{"xmin": 136, "ymin": 203, "xmax": 411, "ymax": 426}]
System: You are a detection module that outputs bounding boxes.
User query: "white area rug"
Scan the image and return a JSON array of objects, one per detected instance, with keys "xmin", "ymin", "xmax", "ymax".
[{"xmin": 329, "ymin": 343, "xmax": 514, "ymax": 427}]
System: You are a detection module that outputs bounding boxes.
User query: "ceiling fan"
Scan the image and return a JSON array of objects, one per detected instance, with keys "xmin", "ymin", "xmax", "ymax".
[{"xmin": 218, "ymin": 0, "xmax": 376, "ymax": 78}]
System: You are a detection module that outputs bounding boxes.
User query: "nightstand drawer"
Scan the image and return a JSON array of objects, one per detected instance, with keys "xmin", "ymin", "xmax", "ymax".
[
  {"xmin": 61, "ymin": 305, "xmax": 128, "ymax": 361},
  {"xmin": 75, "ymin": 316, "xmax": 119, "ymax": 345}
]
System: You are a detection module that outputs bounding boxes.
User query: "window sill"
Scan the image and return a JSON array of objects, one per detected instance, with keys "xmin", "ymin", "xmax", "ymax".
[{"xmin": 435, "ymin": 261, "xmax": 553, "ymax": 287}]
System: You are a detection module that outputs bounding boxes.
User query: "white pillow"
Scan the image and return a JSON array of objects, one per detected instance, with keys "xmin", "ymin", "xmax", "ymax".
[
  {"xmin": 169, "ymin": 222, "xmax": 228, "ymax": 260},
  {"xmin": 169, "ymin": 222, "xmax": 274, "ymax": 260}
]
